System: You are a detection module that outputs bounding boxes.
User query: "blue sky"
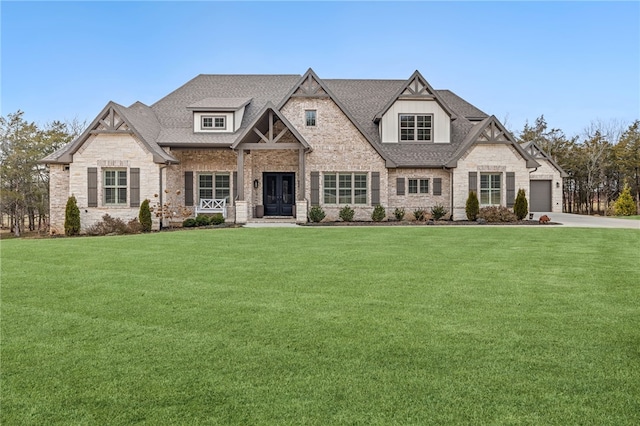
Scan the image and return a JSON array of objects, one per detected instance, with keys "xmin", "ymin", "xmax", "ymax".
[{"xmin": 2, "ymin": 1, "xmax": 639, "ymax": 138}]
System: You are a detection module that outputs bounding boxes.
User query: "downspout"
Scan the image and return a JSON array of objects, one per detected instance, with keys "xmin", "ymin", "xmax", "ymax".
[
  {"xmin": 158, "ymin": 162, "xmax": 170, "ymax": 230},
  {"xmin": 445, "ymin": 167, "xmax": 454, "ymax": 220}
]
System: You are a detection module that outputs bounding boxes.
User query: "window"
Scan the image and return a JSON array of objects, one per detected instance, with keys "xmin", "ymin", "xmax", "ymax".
[
  {"xmin": 199, "ymin": 173, "xmax": 230, "ymax": 202},
  {"xmin": 305, "ymin": 110, "xmax": 317, "ymax": 127},
  {"xmin": 104, "ymin": 169, "xmax": 127, "ymax": 204},
  {"xmin": 324, "ymin": 173, "xmax": 367, "ymax": 204},
  {"xmin": 480, "ymin": 173, "xmax": 501, "ymax": 205},
  {"xmin": 408, "ymin": 179, "xmax": 429, "ymax": 194},
  {"xmin": 201, "ymin": 116, "xmax": 226, "ymax": 130},
  {"xmin": 399, "ymin": 114, "xmax": 432, "ymax": 141}
]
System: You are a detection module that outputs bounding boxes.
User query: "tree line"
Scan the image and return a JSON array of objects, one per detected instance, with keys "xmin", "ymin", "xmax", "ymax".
[
  {"xmin": 0, "ymin": 111, "xmax": 84, "ymax": 236},
  {"xmin": 1, "ymin": 110, "xmax": 638, "ymax": 236},
  {"xmin": 519, "ymin": 116, "xmax": 640, "ymax": 215}
]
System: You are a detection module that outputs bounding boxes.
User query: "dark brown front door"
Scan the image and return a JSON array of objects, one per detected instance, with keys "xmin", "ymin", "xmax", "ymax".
[{"xmin": 264, "ymin": 173, "xmax": 295, "ymax": 216}]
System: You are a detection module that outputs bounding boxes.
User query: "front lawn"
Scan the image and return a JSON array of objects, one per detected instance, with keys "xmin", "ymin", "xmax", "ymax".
[{"xmin": 2, "ymin": 228, "xmax": 639, "ymax": 425}]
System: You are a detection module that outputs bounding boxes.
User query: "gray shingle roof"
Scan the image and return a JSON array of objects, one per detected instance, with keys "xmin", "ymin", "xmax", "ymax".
[{"xmin": 42, "ymin": 71, "xmax": 512, "ymax": 168}]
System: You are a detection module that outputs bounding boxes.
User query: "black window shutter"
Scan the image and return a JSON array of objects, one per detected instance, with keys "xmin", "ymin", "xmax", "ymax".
[
  {"xmin": 469, "ymin": 172, "xmax": 477, "ymax": 195},
  {"xmin": 232, "ymin": 172, "xmax": 238, "ymax": 205},
  {"xmin": 396, "ymin": 177, "xmax": 405, "ymax": 196},
  {"xmin": 184, "ymin": 171, "xmax": 193, "ymax": 206},
  {"xmin": 506, "ymin": 172, "xmax": 515, "ymax": 207},
  {"xmin": 371, "ymin": 172, "xmax": 380, "ymax": 206},
  {"xmin": 310, "ymin": 172, "xmax": 319, "ymax": 206},
  {"xmin": 87, "ymin": 167, "xmax": 98, "ymax": 207},
  {"xmin": 130, "ymin": 168, "xmax": 140, "ymax": 207},
  {"xmin": 433, "ymin": 178, "xmax": 442, "ymax": 196}
]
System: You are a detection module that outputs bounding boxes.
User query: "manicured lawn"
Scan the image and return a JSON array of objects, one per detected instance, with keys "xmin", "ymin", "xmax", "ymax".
[
  {"xmin": 2, "ymin": 227, "xmax": 639, "ymax": 425},
  {"xmin": 615, "ymin": 215, "xmax": 640, "ymax": 220}
]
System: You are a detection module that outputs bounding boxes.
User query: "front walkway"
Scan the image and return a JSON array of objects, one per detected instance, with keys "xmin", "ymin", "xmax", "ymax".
[{"xmin": 532, "ymin": 212, "xmax": 640, "ymax": 229}]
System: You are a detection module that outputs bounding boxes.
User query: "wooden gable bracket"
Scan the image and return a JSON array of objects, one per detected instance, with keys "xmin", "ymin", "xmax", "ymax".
[
  {"xmin": 478, "ymin": 122, "xmax": 508, "ymax": 143},
  {"xmin": 252, "ymin": 110, "xmax": 290, "ymax": 145},
  {"xmin": 90, "ymin": 107, "xmax": 131, "ymax": 134},
  {"xmin": 292, "ymin": 74, "xmax": 328, "ymax": 98}
]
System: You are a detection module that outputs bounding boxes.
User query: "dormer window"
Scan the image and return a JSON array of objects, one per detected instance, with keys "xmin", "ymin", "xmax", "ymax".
[
  {"xmin": 201, "ymin": 116, "xmax": 226, "ymax": 130},
  {"xmin": 400, "ymin": 114, "xmax": 432, "ymax": 142}
]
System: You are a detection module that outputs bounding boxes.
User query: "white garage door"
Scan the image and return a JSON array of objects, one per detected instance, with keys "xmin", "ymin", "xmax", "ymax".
[{"xmin": 530, "ymin": 180, "xmax": 552, "ymax": 211}]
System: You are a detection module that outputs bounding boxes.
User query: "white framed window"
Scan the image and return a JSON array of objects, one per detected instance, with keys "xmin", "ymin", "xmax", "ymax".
[
  {"xmin": 201, "ymin": 116, "xmax": 226, "ymax": 130},
  {"xmin": 104, "ymin": 169, "xmax": 127, "ymax": 205},
  {"xmin": 408, "ymin": 179, "xmax": 429, "ymax": 194},
  {"xmin": 305, "ymin": 110, "xmax": 317, "ymax": 127},
  {"xmin": 324, "ymin": 173, "xmax": 367, "ymax": 205},
  {"xmin": 198, "ymin": 173, "xmax": 230, "ymax": 202},
  {"xmin": 399, "ymin": 114, "xmax": 432, "ymax": 142},
  {"xmin": 480, "ymin": 173, "xmax": 501, "ymax": 205}
]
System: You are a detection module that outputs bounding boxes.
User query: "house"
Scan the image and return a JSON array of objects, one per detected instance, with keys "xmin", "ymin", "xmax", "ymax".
[{"xmin": 41, "ymin": 69, "xmax": 565, "ymax": 232}]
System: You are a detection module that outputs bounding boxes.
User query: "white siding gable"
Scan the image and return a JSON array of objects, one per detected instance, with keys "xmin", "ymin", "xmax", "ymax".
[{"xmin": 380, "ymin": 100, "xmax": 451, "ymax": 144}]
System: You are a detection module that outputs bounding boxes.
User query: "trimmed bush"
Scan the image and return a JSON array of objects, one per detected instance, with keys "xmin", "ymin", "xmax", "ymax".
[
  {"xmin": 614, "ymin": 185, "xmax": 637, "ymax": 216},
  {"xmin": 513, "ymin": 189, "xmax": 528, "ymax": 220},
  {"xmin": 183, "ymin": 218, "xmax": 197, "ymax": 228},
  {"xmin": 431, "ymin": 204, "xmax": 448, "ymax": 220},
  {"xmin": 339, "ymin": 205, "xmax": 355, "ymax": 222},
  {"xmin": 195, "ymin": 214, "xmax": 211, "ymax": 227},
  {"xmin": 393, "ymin": 207, "xmax": 405, "ymax": 221},
  {"xmin": 478, "ymin": 206, "xmax": 517, "ymax": 222},
  {"xmin": 64, "ymin": 195, "xmax": 81, "ymax": 236},
  {"xmin": 465, "ymin": 191, "xmax": 479, "ymax": 221},
  {"xmin": 308, "ymin": 206, "xmax": 326, "ymax": 223},
  {"xmin": 371, "ymin": 205, "xmax": 386, "ymax": 222},
  {"xmin": 210, "ymin": 213, "xmax": 225, "ymax": 225},
  {"xmin": 413, "ymin": 208, "xmax": 427, "ymax": 222},
  {"xmin": 139, "ymin": 199, "xmax": 152, "ymax": 232}
]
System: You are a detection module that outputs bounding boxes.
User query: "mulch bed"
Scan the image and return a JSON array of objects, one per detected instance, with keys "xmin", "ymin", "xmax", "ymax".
[{"xmin": 301, "ymin": 220, "xmax": 560, "ymax": 226}]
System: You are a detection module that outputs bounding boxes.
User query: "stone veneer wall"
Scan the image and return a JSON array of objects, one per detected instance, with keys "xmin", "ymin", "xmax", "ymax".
[
  {"xmin": 530, "ymin": 159, "xmax": 563, "ymax": 213},
  {"xmin": 452, "ymin": 144, "xmax": 530, "ymax": 220},
  {"xmin": 58, "ymin": 133, "xmax": 161, "ymax": 232},
  {"xmin": 281, "ymin": 98, "xmax": 388, "ymax": 221},
  {"xmin": 387, "ymin": 168, "xmax": 452, "ymax": 219},
  {"xmin": 49, "ymin": 164, "xmax": 70, "ymax": 235},
  {"xmin": 164, "ymin": 148, "xmax": 237, "ymax": 221}
]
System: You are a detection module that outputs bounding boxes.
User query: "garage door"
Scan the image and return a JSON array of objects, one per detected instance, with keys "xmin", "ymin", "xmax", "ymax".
[{"xmin": 530, "ymin": 180, "xmax": 552, "ymax": 211}]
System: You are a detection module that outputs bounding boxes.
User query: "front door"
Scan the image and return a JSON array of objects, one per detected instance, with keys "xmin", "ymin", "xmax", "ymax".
[{"xmin": 264, "ymin": 173, "xmax": 295, "ymax": 216}]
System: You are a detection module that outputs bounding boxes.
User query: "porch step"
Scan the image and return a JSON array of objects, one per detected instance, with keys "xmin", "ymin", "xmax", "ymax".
[{"xmin": 248, "ymin": 216, "xmax": 296, "ymax": 224}]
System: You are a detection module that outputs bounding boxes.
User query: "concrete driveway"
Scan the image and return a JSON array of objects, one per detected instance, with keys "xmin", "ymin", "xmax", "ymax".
[{"xmin": 532, "ymin": 212, "xmax": 640, "ymax": 229}]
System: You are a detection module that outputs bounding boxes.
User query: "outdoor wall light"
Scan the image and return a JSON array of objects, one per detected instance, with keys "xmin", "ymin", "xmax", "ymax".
[
  {"xmin": 556, "ymin": 182, "xmax": 560, "ymax": 188},
  {"xmin": 253, "ymin": 179, "xmax": 259, "ymax": 188}
]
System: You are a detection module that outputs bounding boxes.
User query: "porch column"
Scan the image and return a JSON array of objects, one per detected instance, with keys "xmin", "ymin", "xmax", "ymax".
[
  {"xmin": 298, "ymin": 148, "xmax": 306, "ymax": 201},
  {"xmin": 236, "ymin": 148, "xmax": 244, "ymax": 201}
]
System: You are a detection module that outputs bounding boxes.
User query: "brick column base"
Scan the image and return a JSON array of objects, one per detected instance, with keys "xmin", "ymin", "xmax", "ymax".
[
  {"xmin": 235, "ymin": 201, "xmax": 248, "ymax": 224},
  {"xmin": 296, "ymin": 200, "xmax": 308, "ymax": 224}
]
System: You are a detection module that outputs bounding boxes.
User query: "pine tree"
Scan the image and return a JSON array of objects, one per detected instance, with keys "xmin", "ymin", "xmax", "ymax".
[
  {"xmin": 614, "ymin": 185, "xmax": 637, "ymax": 216},
  {"xmin": 139, "ymin": 199, "xmax": 152, "ymax": 232},
  {"xmin": 466, "ymin": 191, "xmax": 479, "ymax": 221},
  {"xmin": 64, "ymin": 195, "xmax": 80, "ymax": 236},
  {"xmin": 513, "ymin": 188, "xmax": 528, "ymax": 220}
]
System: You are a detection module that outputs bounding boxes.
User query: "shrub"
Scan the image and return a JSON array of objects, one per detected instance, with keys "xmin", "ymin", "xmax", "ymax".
[
  {"xmin": 413, "ymin": 208, "xmax": 427, "ymax": 221},
  {"xmin": 465, "ymin": 191, "xmax": 479, "ymax": 221},
  {"xmin": 478, "ymin": 206, "xmax": 517, "ymax": 222},
  {"xmin": 430, "ymin": 204, "xmax": 448, "ymax": 220},
  {"xmin": 371, "ymin": 205, "xmax": 386, "ymax": 222},
  {"xmin": 308, "ymin": 206, "xmax": 326, "ymax": 223},
  {"xmin": 210, "ymin": 213, "xmax": 225, "ymax": 225},
  {"xmin": 183, "ymin": 218, "xmax": 197, "ymax": 227},
  {"xmin": 614, "ymin": 185, "xmax": 637, "ymax": 216},
  {"xmin": 85, "ymin": 214, "xmax": 140, "ymax": 236},
  {"xmin": 139, "ymin": 199, "xmax": 152, "ymax": 232},
  {"xmin": 64, "ymin": 195, "xmax": 81, "ymax": 236},
  {"xmin": 195, "ymin": 214, "xmax": 211, "ymax": 227},
  {"xmin": 339, "ymin": 205, "xmax": 355, "ymax": 222},
  {"xmin": 393, "ymin": 207, "xmax": 405, "ymax": 221},
  {"xmin": 513, "ymin": 189, "xmax": 528, "ymax": 220}
]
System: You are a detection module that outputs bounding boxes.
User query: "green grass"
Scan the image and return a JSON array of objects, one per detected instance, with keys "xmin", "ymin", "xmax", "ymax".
[
  {"xmin": 2, "ymin": 227, "xmax": 639, "ymax": 425},
  {"xmin": 615, "ymin": 215, "xmax": 640, "ymax": 220}
]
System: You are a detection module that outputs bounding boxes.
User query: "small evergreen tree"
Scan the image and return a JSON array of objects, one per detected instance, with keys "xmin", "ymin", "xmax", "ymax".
[
  {"xmin": 466, "ymin": 191, "xmax": 479, "ymax": 221},
  {"xmin": 308, "ymin": 206, "xmax": 326, "ymax": 223},
  {"xmin": 339, "ymin": 205, "xmax": 355, "ymax": 222},
  {"xmin": 139, "ymin": 199, "xmax": 152, "ymax": 232},
  {"xmin": 513, "ymin": 188, "xmax": 528, "ymax": 220},
  {"xmin": 371, "ymin": 205, "xmax": 386, "ymax": 222},
  {"xmin": 614, "ymin": 185, "xmax": 637, "ymax": 216},
  {"xmin": 64, "ymin": 195, "xmax": 81, "ymax": 236}
]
